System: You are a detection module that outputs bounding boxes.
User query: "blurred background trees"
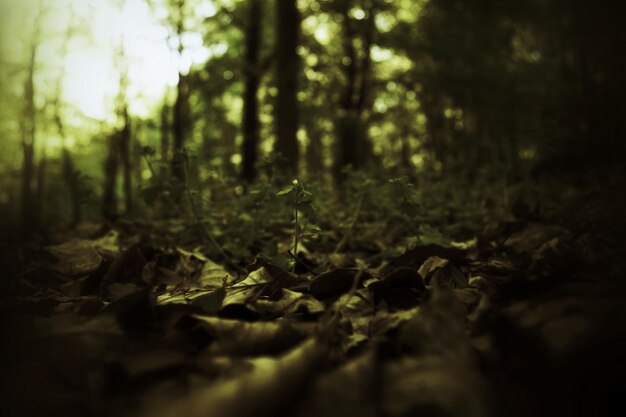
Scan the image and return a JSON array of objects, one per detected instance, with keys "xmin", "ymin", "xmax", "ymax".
[{"xmin": 0, "ymin": 0, "xmax": 624, "ymax": 237}]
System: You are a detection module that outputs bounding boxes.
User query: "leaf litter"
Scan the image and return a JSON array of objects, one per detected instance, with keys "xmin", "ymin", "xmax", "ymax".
[{"xmin": 1, "ymin": 219, "xmax": 626, "ymax": 417}]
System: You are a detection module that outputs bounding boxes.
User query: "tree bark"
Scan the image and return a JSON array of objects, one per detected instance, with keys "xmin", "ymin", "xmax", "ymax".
[
  {"xmin": 62, "ymin": 149, "xmax": 82, "ymax": 226},
  {"xmin": 333, "ymin": 1, "xmax": 377, "ymax": 184},
  {"xmin": 171, "ymin": 0, "xmax": 189, "ymax": 185},
  {"xmin": 160, "ymin": 102, "xmax": 171, "ymax": 180},
  {"xmin": 242, "ymin": 0, "xmax": 262, "ymax": 183},
  {"xmin": 20, "ymin": 41, "xmax": 37, "ymax": 231},
  {"xmin": 171, "ymin": 75, "xmax": 189, "ymax": 184},
  {"xmin": 119, "ymin": 106, "xmax": 133, "ymax": 216},
  {"xmin": 103, "ymin": 133, "xmax": 120, "ymax": 222},
  {"xmin": 35, "ymin": 153, "xmax": 46, "ymax": 225},
  {"xmin": 274, "ymin": 0, "xmax": 300, "ymax": 177}
]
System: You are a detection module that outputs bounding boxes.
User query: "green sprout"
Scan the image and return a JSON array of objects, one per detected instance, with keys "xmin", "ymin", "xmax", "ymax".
[{"xmin": 277, "ymin": 179, "xmax": 320, "ymax": 271}]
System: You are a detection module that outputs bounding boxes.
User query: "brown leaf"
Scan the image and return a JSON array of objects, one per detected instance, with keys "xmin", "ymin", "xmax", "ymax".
[
  {"xmin": 309, "ymin": 268, "xmax": 369, "ymax": 300},
  {"xmin": 45, "ymin": 240, "xmax": 103, "ymax": 277},
  {"xmin": 419, "ymin": 256, "xmax": 467, "ymax": 289}
]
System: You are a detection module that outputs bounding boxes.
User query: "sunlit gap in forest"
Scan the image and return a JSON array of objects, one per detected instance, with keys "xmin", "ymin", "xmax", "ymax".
[
  {"xmin": 3, "ymin": 0, "xmax": 219, "ymax": 139},
  {"xmin": 0, "ymin": 0, "xmax": 431, "ymax": 219}
]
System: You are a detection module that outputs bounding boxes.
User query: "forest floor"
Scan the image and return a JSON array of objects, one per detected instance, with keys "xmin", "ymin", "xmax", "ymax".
[{"xmin": 1, "ymin": 169, "xmax": 626, "ymax": 417}]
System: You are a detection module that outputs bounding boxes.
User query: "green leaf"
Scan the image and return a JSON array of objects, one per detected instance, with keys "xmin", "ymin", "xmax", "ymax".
[{"xmin": 276, "ymin": 186, "xmax": 295, "ymax": 197}]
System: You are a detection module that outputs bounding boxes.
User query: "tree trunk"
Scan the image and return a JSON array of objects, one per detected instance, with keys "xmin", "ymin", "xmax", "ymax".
[
  {"xmin": 52, "ymin": 10, "xmax": 81, "ymax": 227},
  {"xmin": 103, "ymin": 133, "xmax": 120, "ymax": 222},
  {"xmin": 119, "ymin": 107, "xmax": 133, "ymax": 216},
  {"xmin": 171, "ymin": 0, "xmax": 189, "ymax": 185},
  {"xmin": 62, "ymin": 149, "xmax": 82, "ymax": 226},
  {"xmin": 274, "ymin": 0, "xmax": 300, "ymax": 177},
  {"xmin": 171, "ymin": 75, "xmax": 188, "ymax": 184},
  {"xmin": 56, "ymin": 112, "xmax": 83, "ymax": 226},
  {"xmin": 242, "ymin": 0, "xmax": 262, "ymax": 183},
  {"xmin": 334, "ymin": 1, "xmax": 377, "ymax": 184},
  {"xmin": 160, "ymin": 102, "xmax": 171, "ymax": 180},
  {"xmin": 35, "ymin": 153, "xmax": 46, "ymax": 226},
  {"xmin": 355, "ymin": 0, "xmax": 376, "ymax": 165},
  {"xmin": 20, "ymin": 42, "xmax": 37, "ymax": 232}
]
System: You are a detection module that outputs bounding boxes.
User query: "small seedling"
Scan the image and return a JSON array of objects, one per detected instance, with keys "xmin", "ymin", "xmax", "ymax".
[{"xmin": 277, "ymin": 179, "xmax": 320, "ymax": 271}]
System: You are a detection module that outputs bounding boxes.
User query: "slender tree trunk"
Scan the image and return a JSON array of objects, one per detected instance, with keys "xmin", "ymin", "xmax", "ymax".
[
  {"xmin": 171, "ymin": 75, "xmax": 188, "ymax": 184},
  {"xmin": 20, "ymin": 42, "xmax": 37, "ymax": 231},
  {"xmin": 171, "ymin": 0, "xmax": 188, "ymax": 185},
  {"xmin": 119, "ymin": 107, "xmax": 133, "ymax": 216},
  {"xmin": 160, "ymin": 102, "xmax": 170, "ymax": 180},
  {"xmin": 54, "ymin": 9, "xmax": 81, "ymax": 227},
  {"xmin": 103, "ymin": 133, "xmax": 120, "ymax": 221},
  {"xmin": 62, "ymin": 149, "xmax": 82, "ymax": 226},
  {"xmin": 334, "ymin": 2, "xmax": 375, "ymax": 183},
  {"xmin": 274, "ymin": 0, "xmax": 300, "ymax": 177},
  {"xmin": 355, "ymin": 0, "xmax": 376, "ymax": 165},
  {"xmin": 242, "ymin": 0, "xmax": 262, "ymax": 183},
  {"xmin": 35, "ymin": 152, "xmax": 46, "ymax": 225},
  {"xmin": 58, "ymin": 111, "xmax": 83, "ymax": 226}
]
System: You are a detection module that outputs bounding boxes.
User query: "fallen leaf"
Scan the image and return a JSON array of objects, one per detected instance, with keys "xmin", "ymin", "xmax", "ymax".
[
  {"xmin": 45, "ymin": 240, "xmax": 103, "ymax": 276},
  {"xmin": 309, "ymin": 269, "xmax": 369, "ymax": 300},
  {"xmin": 419, "ymin": 256, "xmax": 467, "ymax": 289}
]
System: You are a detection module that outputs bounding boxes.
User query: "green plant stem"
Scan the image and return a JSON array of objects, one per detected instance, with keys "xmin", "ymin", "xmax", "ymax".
[{"xmin": 294, "ymin": 207, "xmax": 299, "ymax": 257}]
